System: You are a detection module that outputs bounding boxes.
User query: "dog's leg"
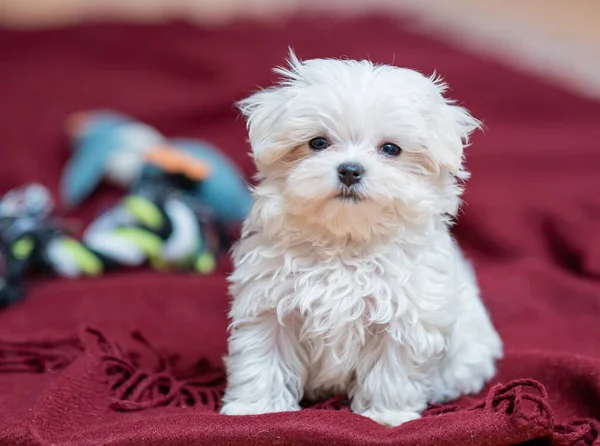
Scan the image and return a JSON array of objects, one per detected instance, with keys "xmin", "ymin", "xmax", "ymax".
[
  {"xmin": 430, "ymin": 295, "xmax": 502, "ymax": 403},
  {"xmin": 220, "ymin": 312, "xmax": 306, "ymax": 415},
  {"xmin": 351, "ymin": 331, "xmax": 427, "ymax": 427}
]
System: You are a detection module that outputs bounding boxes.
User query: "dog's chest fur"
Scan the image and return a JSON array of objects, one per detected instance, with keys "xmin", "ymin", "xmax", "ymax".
[
  {"xmin": 285, "ymin": 249, "xmax": 400, "ymax": 397},
  {"xmin": 230, "ymin": 231, "xmax": 459, "ymax": 399}
]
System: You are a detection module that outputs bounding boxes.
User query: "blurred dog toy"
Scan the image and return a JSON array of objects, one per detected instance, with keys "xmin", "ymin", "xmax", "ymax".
[
  {"xmin": 0, "ymin": 184, "xmax": 103, "ymax": 307},
  {"xmin": 60, "ymin": 110, "xmax": 253, "ymax": 225},
  {"xmin": 82, "ymin": 164, "xmax": 221, "ymax": 275},
  {"xmin": 0, "ymin": 112, "xmax": 252, "ymax": 305},
  {"xmin": 60, "ymin": 110, "xmax": 241, "ymax": 274}
]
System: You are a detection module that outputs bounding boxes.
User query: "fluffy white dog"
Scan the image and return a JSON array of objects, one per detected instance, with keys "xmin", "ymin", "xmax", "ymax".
[{"xmin": 220, "ymin": 50, "xmax": 502, "ymax": 426}]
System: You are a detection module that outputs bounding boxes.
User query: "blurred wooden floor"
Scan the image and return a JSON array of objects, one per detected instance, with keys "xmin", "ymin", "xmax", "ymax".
[
  {"xmin": 1, "ymin": 0, "xmax": 598, "ymax": 44},
  {"xmin": 418, "ymin": 0, "xmax": 600, "ymax": 50}
]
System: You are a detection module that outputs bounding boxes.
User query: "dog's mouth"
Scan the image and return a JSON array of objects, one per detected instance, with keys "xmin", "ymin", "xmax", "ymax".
[{"xmin": 336, "ymin": 189, "xmax": 363, "ymax": 202}]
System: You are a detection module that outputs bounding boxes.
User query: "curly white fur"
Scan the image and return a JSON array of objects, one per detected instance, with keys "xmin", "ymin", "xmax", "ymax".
[{"xmin": 220, "ymin": 50, "xmax": 502, "ymax": 426}]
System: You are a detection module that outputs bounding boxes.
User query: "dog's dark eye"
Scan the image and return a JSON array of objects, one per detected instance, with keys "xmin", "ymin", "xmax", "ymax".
[
  {"xmin": 309, "ymin": 137, "xmax": 330, "ymax": 151},
  {"xmin": 380, "ymin": 143, "xmax": 402, "ymax": 157}
]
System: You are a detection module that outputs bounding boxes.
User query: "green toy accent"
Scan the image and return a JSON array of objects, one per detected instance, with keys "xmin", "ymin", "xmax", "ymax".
[
  {"xmin": 113, "ymin": 227, "xmax": 163, "ymax": 260},
  {"xmin": 150, "ymin": 256, "xmax": 171, "ymax": 270},
  {"xmin": 195, "ymin": 252, "xmax": 216, "ymax": 274},
  {"xmin": 60, "ymin": 237, "xmax": 103, "ymax": 275},
  {"xmin": 12, "ymin": 237, "xmax": 35, "ymax": 260},
  {"xmin": 123, "ymin": 195, "xmax": 163, "ymax": 230}
]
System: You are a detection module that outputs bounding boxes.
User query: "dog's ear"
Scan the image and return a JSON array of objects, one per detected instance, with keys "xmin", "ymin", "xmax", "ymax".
[
  {"xmin": 237, "ymin": 49, "xmax": 303, "ymax": 167},
  {"xmin": 237, "ymin": 87, "xmax": 289, "ymax": 166},
  {"xmin": 426, "ymin": 77, "xmax": 481, "ymax": 175}
]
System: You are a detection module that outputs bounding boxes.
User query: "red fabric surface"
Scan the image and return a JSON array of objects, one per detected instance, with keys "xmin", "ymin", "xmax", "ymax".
[{"xmin": 1, "ymin": 14, "xmax": 600, "ymax": 446}]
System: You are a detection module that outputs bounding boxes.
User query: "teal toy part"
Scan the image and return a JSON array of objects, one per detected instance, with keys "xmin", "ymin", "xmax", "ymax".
[
  {"xmin": 173, "ymin": 139, "xmax": 253, "ymax": 224},
  {"xmin": 61, "ymin": 112, "xmax": 134, "ymax": 207},
  {"xmin": 60, "ymin": 111, "xmax": 164, "ymax": 208}
]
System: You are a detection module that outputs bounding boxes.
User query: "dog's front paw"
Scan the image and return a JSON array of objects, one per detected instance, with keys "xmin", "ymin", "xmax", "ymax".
[
  {"xmin": 358, "ymin": 409, "xmax": 421, "ymax": 427},
  {"xmin": 220, "ymin": 400, "xmax": 301, "ymax": 416}
]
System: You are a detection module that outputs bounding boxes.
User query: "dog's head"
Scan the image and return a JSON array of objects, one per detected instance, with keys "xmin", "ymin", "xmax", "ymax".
[{"xmin": 239, "ymin": 50, "xmax": 480, "ymax": 241}]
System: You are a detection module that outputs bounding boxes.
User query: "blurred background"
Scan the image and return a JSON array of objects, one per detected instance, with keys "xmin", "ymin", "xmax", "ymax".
[
  {"xmin": 1, "ymin": 0, "xmax": 599, "ymax": 265},
  {"xmin": 1, "ymin": 0, "xmax": 600, "ymax": 341},
  {"xmin": 0, "ymin": 0, "xmax": 599, "ymax": 260},
  {"xmin": 1, "ymin": 0, "xmax": 600, "ymax": 98}
]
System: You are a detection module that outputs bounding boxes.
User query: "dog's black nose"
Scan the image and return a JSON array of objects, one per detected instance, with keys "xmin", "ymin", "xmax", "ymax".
[{"xmin": 337, "ymin": 162, "xmax": 364, "ymax": 187}]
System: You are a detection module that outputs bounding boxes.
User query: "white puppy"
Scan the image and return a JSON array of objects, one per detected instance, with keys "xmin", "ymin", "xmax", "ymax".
[{"xmin": 220, "ymin": 50, "xmax": 502, "ymax": 426}]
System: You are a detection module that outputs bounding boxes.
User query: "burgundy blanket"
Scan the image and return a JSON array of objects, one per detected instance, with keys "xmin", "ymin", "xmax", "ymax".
[{"xmin": 1, "ymin": 14, "xmax": 599, "ymax": 446}]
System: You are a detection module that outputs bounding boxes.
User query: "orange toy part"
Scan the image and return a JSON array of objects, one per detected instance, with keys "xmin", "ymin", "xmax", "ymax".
[
  {"xmin": 66, "ymin": 112, "xmax": 92, "ymax": 137},
  {"xmin": 144, "ymin": 146, "xmax": 211, "ymax": 180}
]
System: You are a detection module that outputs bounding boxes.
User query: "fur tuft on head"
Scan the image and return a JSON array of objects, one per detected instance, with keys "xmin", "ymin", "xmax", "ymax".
[{"xmin": 236, "ymin": 49, "xmax": 304, "ymax": 168}]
